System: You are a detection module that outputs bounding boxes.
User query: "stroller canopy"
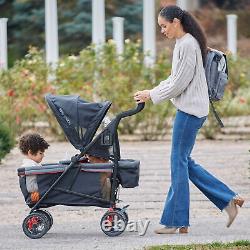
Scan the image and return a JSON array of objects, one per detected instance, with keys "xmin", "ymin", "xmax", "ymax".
[{"xmin": 45, "ymin": 94, "xmax": 111, "ymax": 150}]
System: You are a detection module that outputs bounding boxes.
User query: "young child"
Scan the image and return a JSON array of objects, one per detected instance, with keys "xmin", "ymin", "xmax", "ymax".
[
  {"xmin": 86, "ymin": 144, "xmax": 111, "ymax": 201},
  {"xmin": 19, "ymin": 133, "xmax": 50, "ymax": 203}
]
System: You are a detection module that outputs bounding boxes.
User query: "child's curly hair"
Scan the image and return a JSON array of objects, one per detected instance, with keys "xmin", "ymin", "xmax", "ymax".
[{"xmin": 19, "ymin": 133, "xmax": 50, "ymax": 155}]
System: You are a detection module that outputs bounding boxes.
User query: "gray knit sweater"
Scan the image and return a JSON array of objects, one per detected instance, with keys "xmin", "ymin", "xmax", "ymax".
[{"xmin": 149, "ymin": 33, "xmax": 209, "ymax": 118}]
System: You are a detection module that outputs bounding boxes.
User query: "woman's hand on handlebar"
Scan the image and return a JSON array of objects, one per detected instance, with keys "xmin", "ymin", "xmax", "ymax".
[{"xmin": 134, "ymin": 90, "xmax": 151, "ymax": 103}]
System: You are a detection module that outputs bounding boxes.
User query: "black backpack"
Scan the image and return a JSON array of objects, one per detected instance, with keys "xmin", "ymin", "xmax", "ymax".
[{"xmin": 205, "ymin": 48, "xmax": 229, "ymax": 127}]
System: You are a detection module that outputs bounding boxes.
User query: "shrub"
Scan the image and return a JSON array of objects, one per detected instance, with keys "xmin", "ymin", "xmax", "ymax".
[
  {"xmin": 0, "ymin": 42, "xmax": 250, "ymax": 141},
  {"xmin": 0, "ymin": 122, "xmax": 15, "ymax": 162},
  {"xmin": 200, "ymin": 55, "xmax": 250, "ymax": 139},
  {"xmin": 0, "ymin": 47, "xmax": 52, "ymax": 135},
  {"xmin": 94, "ymin": 40, "xmax": 175, "ymax": 139}
]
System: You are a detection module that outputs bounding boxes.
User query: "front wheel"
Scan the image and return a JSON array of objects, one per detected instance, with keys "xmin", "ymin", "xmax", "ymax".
[
  {"xmin": 115, "ymin": 208, "xmax": 129, "ymax": 223},
  {"xmin": 22, "ymin": 212, "xmax": 49, "ymax": 239},
  {"xmin": 100, "ymin": 210, "xmax": 127, "ymax": 237}
]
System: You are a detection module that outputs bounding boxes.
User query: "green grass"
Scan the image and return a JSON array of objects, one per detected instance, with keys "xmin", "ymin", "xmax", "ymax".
[{"xmin": 146, "ymin": 240, "xmax": 250, "ymax": 250}]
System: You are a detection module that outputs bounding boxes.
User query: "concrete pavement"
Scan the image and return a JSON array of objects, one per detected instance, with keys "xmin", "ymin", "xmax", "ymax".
[{"xmin": 0, "ymin": 140, "xmax": 249, "ymax": 250}]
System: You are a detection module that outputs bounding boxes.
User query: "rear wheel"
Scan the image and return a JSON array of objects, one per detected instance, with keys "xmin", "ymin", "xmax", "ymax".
[
  {"xmin": 22, "ymin": 212, "xmax": 49, "ymax": 239},
  {"xmin": 100, "ymin": 210, "xmax": 127, "ymax": 237},
  {"xmin": 35, "ymin": 210, "xmax": 53, "ymax": 230}
]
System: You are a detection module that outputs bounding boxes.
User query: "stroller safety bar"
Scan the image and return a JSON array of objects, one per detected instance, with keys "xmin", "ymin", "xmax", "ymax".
[
  {"xmin": 18, "ymin": 163, "xmax": 113, "ymax": 176},
  {"xmin": 17, "ymin": 160, "xmax": 139, "ymax": 177}
]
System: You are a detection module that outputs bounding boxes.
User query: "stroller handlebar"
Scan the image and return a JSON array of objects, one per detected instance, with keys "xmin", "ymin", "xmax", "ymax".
[{"xmin": 116, "ymin": 102, "xmax": 145, "ymax": 120}]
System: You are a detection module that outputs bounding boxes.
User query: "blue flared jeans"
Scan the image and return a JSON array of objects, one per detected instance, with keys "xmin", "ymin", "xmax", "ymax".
[{"xmin": 160, "ymin": 110, "xmax": 236, "ymax": 227}]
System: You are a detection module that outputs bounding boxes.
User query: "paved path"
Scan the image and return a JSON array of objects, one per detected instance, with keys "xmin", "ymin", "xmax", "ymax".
[{"xmin": 0, "ymin": 140, "xmax": 249, "ymax": 250}]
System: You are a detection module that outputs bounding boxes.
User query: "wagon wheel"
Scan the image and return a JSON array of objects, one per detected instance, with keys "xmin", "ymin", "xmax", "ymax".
[
  {"xmin": 22, "ymin": 212, "xmax": 49, "ymax": 239},
  {"xmin": 115, "ymin": 208, "xmax": 129, "ymax": 223},
  {"xmin": 35, "ymin": 210, "xmax": 53, "ymax": 230},
  {"xmin": 100, "ymin": 210, "xmax": 127, "ymax": 237}
]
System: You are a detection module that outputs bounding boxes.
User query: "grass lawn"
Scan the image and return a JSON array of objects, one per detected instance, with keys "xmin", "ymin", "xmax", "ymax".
[{"xmin": 146, "ymin": 240, "xmax": 250, "ymax": 250}]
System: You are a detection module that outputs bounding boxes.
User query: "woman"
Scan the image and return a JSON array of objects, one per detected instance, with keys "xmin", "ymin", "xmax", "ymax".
[{"xmin": 134, "ymin": 5, "xmax": 244, "ymax": 234}]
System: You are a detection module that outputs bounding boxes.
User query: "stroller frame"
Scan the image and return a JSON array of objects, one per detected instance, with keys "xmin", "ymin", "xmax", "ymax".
[{"xmin": 20, "ymin": 95, "xmax": 144, "ymax": 238}]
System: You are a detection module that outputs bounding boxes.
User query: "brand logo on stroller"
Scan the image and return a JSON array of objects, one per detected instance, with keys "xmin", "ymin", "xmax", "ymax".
[{"xmin": 59, "ymin": 107, "xmax": 71, "ymax": 125}]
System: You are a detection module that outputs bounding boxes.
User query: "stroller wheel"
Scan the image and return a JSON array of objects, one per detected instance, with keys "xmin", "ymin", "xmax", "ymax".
[
  {"xmin": 22, "ymin": 212, "xmax": 49, "ymax": 239},
  {"xmin": 100, "ymin": 210, "xmax": 127, "ymax": 237},
  {"xmin": 35, "ymin": 210, "xmax": 53, "ymax": 230},
  {"xmin": 115, "ymin": 208, "xmax": 129, "ymax": 223}
]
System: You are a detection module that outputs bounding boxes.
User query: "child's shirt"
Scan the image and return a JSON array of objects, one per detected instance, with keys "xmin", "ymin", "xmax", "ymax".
[{"xmin": 21, "ymin": 158, "xmax": 41, "ymax": 193}]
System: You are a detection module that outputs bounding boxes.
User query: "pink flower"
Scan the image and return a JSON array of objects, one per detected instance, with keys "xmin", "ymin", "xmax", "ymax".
[
  {"xmin": 38, "ymin": 104, "xmax": 46, "ymax": 112},
  {"xmin": 239, "ymin": 97, "xmax": 246, "ymax": 104},
  {"xmin": 7, "ymin": 89, "xmax": 15, "ymax": 97},
  {"xmin": 16, "ymin": 116, "xmax": 21, "ymax": 124}
]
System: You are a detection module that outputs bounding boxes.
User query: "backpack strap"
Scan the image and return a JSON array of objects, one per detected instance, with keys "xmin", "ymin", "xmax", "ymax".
[
  {"xmin": 209, "ymin": 99, "xmax": 224, "ymax": 128},
  {"xmin": 223, "ymin": 53, "xmax": 228, "ymax": 75},
  {"xmin": 205, "ymin": 51, "xmax": 215, "ymax": 78},
  {"xmin": 205, "ymin": 50, "xmax": 217, "ymax": 97}
]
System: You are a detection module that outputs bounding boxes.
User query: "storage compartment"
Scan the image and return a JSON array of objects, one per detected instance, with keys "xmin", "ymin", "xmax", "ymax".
[
  {"xmin": 17, "ymin": 162, "xmax": 113, "ymax": 208},
  {"xmin": 118, "ymin": 159, "xmax": 140, "ymax": 188}
]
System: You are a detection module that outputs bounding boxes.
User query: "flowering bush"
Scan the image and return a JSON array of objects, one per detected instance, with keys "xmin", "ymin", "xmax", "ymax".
[
  {"xmin": 0, "ymin": 47, "xmax": 52, "ymax": 135},
  {"xmin": 200, "ymin": 55, "xmax": 250, "ymax": 139},
  {"xmin": 95, "ymin": 40, "xmax": 174, "ymax": 138},
  {"xmin": 0, "ymin": 42, "xmax": 250, "ymax": 141},
  {"xmin": 221, "ymin": 56, "xmax": 250, "ymax": 116},
  {"xmin": 0, "ymin": 42, "xmax": 174, "ymax": 140}
]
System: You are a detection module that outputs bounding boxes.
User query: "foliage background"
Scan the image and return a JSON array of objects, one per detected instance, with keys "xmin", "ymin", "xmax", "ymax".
[{"xmin": 0, "ymin": 41, "xmax": 250, "ymax": 142}]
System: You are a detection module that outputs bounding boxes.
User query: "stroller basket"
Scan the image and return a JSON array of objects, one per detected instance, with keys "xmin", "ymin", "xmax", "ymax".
[
  {"xmin": 18, "ymin": 162, "xmax": 113, "ymax": 208},
  {"xmin": 17, "ymin": 159, "xmax": 139, "ymax": 207},
  {"xmin": 118, "ymin": 159, "xmax": 140, "ymax": 188}
]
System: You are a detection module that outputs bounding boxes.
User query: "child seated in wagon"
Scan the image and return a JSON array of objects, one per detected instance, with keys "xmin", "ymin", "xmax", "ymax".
[{"xmin": 19, "ymin": 133, "xmax": 50, "ymax": 203}]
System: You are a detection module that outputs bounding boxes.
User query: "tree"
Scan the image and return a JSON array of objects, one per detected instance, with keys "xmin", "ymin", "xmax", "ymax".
[
  {"xmin": 106, "ymin": 0, "xmax": 143, "ymax": 38},
  {"xmin": 201, "ymin": 0, "xmax": 250, "ymax": 9},
  {"xmin": 1, "ymin": 0, "xmax": 143, "ymax": 65}
]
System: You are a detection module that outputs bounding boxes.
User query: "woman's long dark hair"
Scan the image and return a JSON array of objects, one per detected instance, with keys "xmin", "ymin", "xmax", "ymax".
[{"xmin": 159, "ymin": 5, "xmax": 207, "ymax": 66}]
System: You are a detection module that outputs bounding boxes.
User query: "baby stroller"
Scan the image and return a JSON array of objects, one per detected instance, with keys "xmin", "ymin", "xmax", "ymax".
[{"xmin": 17, "ymin": 94, "xmax": 144, "ymax": 239}]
